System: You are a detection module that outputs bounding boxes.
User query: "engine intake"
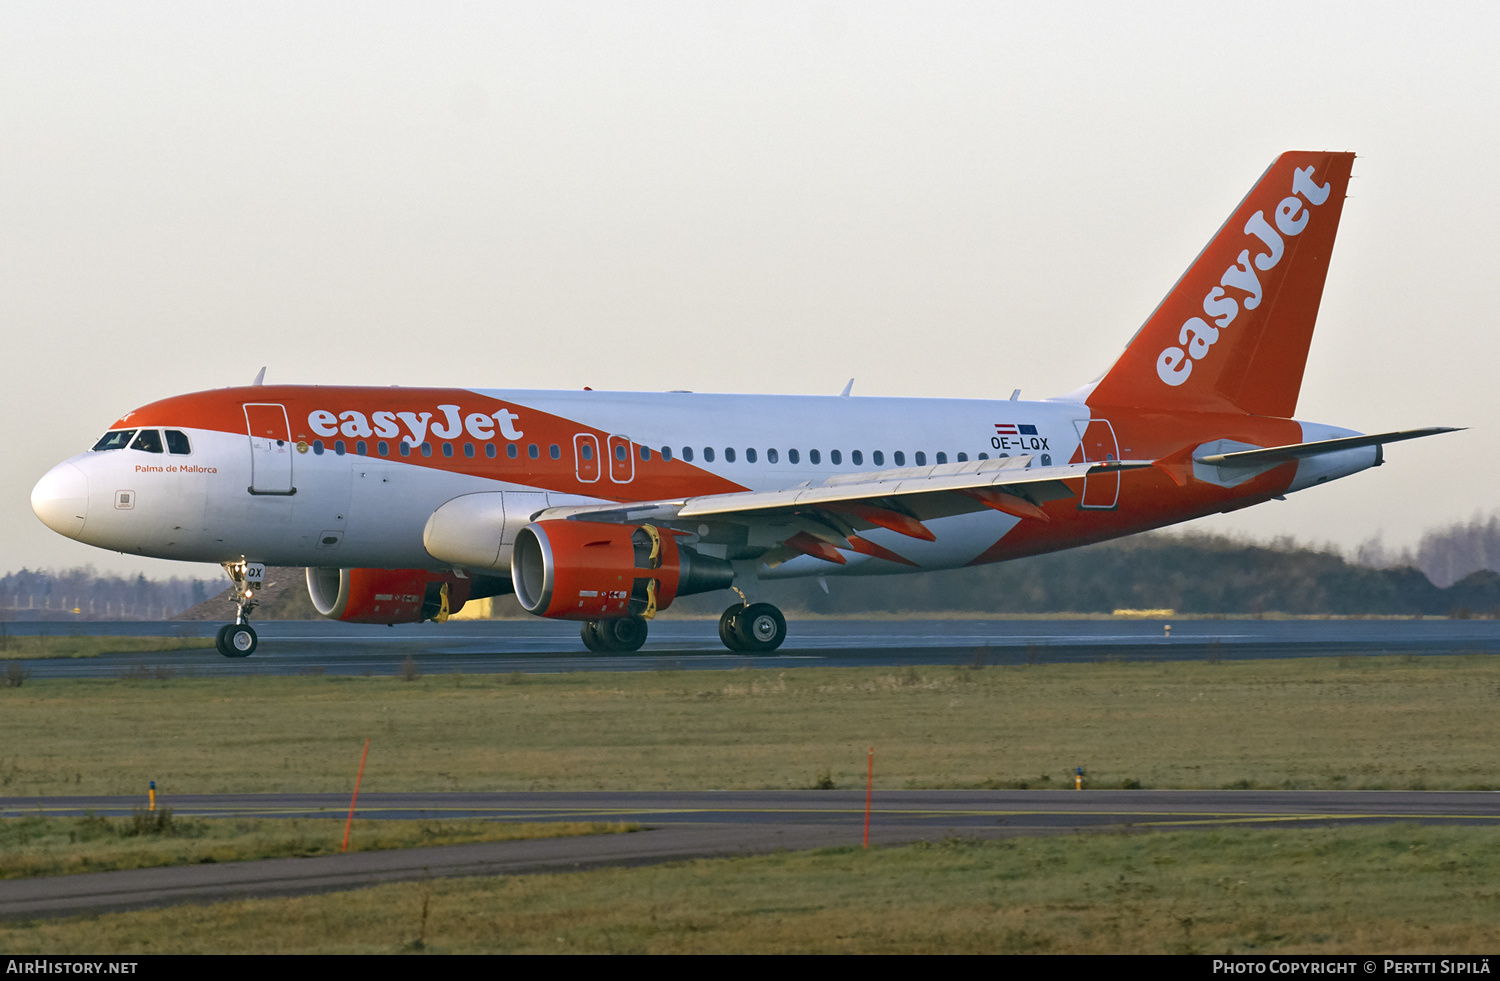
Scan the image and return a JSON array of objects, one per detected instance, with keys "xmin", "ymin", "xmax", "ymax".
[{"xmin": 511, "ymin": 520, "xmax": 733, "ymax": 620}]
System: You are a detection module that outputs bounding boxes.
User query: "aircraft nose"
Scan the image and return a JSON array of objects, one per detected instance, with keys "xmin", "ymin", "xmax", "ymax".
[{"xmin": 31, "ymin": 462, "xmax": 89, "ymax": 539}]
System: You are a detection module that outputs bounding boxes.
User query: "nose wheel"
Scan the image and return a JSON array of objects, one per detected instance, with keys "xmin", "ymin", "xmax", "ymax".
[
  {"xmin": 216, "ymin": 622, "xmax": 258, "ymax": 658},
  {"xmin": 718, "ymin": 603, "xmax": 786, "ymax": 653}
]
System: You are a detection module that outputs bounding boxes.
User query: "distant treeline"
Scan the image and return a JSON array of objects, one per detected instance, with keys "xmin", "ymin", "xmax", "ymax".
[
  {"xmin": 1357, "ymin": 513, "xmax": 1500, "ymax": 589},
  {"xmin": 0, "ymin": 567, "xmax": 217, "ymax": 621},
  {"xmin": 8, "ymin": 527, "xmax": 1500, "ymax": 620},
  {"xmin": 668, "ymin": 532, "xmax": 1500, "ymax": 618}
]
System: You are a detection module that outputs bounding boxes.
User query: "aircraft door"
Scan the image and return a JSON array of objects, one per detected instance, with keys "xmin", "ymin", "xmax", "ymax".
[
  {"xmin": 1073, "ymin": 418, "xmax": 1120, "ymax": 510},
  {"xmin": 244, "ymin": 403, "xmax": 295, "ymax": 495},
  {"xmin": 607, "ymin": 434, "xmax": 634, "ymax": 483},
  {"xmin": 574, "ymin": 434, "xmax": 600, "ymax": 483}
]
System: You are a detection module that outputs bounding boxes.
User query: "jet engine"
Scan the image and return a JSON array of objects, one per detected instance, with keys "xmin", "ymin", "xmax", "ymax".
[
  {"xmin": 511, "ymin": 520, "xmax": 733, "ymax": 620},
  {"xmin": 306, "ymin": 567, "xmax": 510, "ymax": 624}
]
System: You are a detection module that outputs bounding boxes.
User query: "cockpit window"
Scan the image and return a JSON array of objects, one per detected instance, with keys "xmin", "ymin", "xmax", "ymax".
[
  {"xmin": 130, "ymin": 429, "xmax": 164, "ymax": 454},
  {"xmin": 165, "ymin": 430, "xmax": 191, "ymax": 455},
  {"xmin": 92, "ymin": 430, "xmax": 136, "ymax": 451}
]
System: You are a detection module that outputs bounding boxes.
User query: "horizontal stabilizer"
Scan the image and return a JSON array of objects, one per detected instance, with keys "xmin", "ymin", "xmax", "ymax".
[{"xmin": 1194, "ymin": 427, "xmax": 1462, "ymax": 468}]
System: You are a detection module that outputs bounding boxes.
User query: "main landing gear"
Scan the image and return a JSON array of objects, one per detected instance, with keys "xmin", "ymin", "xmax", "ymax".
[
  {"xmin": 215, "ymin": 560, "xmax": 261, "ymax": 658},
  {"xmin": 581, "ymin": 616, "xmax": 649, "ymax": 653},
  {"xmin": 718, "ymin": 602, "xmax": 787, "ymax": 653}
]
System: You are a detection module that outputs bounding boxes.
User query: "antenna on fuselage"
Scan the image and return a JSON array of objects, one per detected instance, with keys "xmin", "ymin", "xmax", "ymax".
[
  {"xmin": 252, "ymin": 367, "xmax": 266, "ymax": 386},
  {"xmin": 840, "ymin": 378, "xmax": 854, "ymax": 397},
  {"xmin": 1010, "ymin": 389, "xmax": 1020, "ymax": 401}
]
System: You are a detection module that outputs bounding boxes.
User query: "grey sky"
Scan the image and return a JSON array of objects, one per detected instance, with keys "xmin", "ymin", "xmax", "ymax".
[{"xmin": 3, "ymin": 1, "xmax": 1494, "ymax": 579}]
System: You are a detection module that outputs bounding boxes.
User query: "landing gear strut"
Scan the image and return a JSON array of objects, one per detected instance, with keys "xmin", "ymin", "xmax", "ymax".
[
  {"xmin": 580, "ymin": 616, "xmax": 649, "ymax": 653},
  {"xmin": 216, "ymin": 560, "xmax": 262, "ymax": 658},
  {"xmin": 718, "ymin": 602, "xmax": 786, "ymax": 653}
]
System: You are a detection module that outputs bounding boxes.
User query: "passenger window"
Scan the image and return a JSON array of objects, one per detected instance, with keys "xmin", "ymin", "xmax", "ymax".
[
  {"xmin": 580, "ymin": 443, "xmax": 594, "ymax": 460},
  {"xmin": 725, "ymin": 448, "xmax": 736, "ymax": 463},
  {"xmin": 852, "ymin": 449, "xmax": 863, "ymax": 466},
  {"xmin": 486, "ymin": 443, "xmax": 497, "ymax": 459},
  {"xmin": 421, "ymin": 442, "xmax": 433, "ymax": 457},
  {"xmin": 830, "ymin": 449, "xmax": 841, "ymax": 465},
  {"xmin": 550, "ymin": 444, "xmax": 561, "ymax": 460},
  {"xmin": 809, "ymin": 449, "xmax": 821, "ymax": 465},
  {"xmin": 356, "ymin": 440, "xmax": 368, "ymax": 456},
  {"xmin": 978, "ymin": 452, "xmax": 989, "ymax": 460},
  {"xmin": 661, "ymin": 446, "xmax": 673, "ymax": 461},
  {"xmin": 464, "ymin": 443, "xmax": 475, "ymax": 458},
  {"xmin": 683, "ymin": 447, "xmax": 694, "ymax": 462},
  {"xmin": 914, "ymin": 451, "xmax": 926, "ymax": 466},
  {"xmin": 130, "ymin": 430, "xmax": 164, "ymax": 454},
  {"xmin": 400, "ymin": 441, "xmax": 411, "ymax": 457},
  {"xmin": 936, "ymin": 452, "xmax": 947, "ymax": 465},
  {"xmin": 894, "ymin": 451, "xmax": 905, "ymax": 466},
  {"xmin": 956, "ymin": 452, "xmax": 967, "ymax": 462},
  {"xmin": 335, "ymin": 440, "xmax": 346, "ymax": 456},
  {"xmin": 164, "ymin": 430, "xmax": 191, "ymax": 455},
  {"xmin": 746, "ymin": 448, "xmax": 757, "ymax": 463},
  {"xmin": 378, "ymin": 441, "xmax": 390, "ymax": 456},
  {"xmin": 640, "ymin": 446, "xmax": 651, "ymax": 461},
  {"xmin": 872, "ymin": 450, "xmax": 884, "ymax": 466},
  {"xmin": 313, "ymin": 440, "xmax": 325, "ymax": 456},
  {"xmin": 704, "ymin": 447, "xmax": 715, "ymax": 463},
  {"xmin": 92, "ymin": 430, "xmax": 136, "ymax": 452},
  {"xmin": 789, "ymin": 449, "xmax": 800, "ymax": 464},
  {"xmin": 528, "ymin": 444, "xmax": 539, "ymax": 459},
  {"xmin": 613, "ymin": 444, "xmax": 626, "ymax": 461},
  {"xmin": 507, "ymin": 443, "xmax": 519, "ymax": 459},
  {"xmin": 767, "ymin": 448, "xmax": 778, "ymax": 464},
  {"xmin": 1041, "ymin": 453, "xmax": 1053, "ymax": 466}
]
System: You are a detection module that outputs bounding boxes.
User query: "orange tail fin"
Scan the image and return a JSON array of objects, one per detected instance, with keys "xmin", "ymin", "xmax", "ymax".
[{"xmin": 1087, "ymin": 151, "xmax": 1355, "ymax": 417}]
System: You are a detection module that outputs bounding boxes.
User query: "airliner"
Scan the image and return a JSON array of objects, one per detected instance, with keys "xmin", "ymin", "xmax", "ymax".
[{"xmin": 30, "ymin": 151, "xmax": 1456, "ymax": 657}]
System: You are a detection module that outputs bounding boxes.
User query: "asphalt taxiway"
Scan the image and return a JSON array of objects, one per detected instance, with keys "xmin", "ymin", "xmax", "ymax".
[{"xmin": 3, "ymin": 790, "xmax": 1498, "ymax": 920}]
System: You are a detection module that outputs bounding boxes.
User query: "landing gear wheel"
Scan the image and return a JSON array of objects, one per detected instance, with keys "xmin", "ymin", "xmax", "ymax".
[
  {"xmin": 217, "ymin": 622, "xmax": 257, "ymax": 658},
  {"xmin": 580, "ymin": 620, "xmax": 609, "ymax": 652},
  {"xmin": 719, "ymin": 606, "xmax": 745, "ymax": 652},
  {"xmin": 607, "ymin": 616, "xmax": 648, "ymax": 653},
  {"xmin": 734, "ymin": 603, "xmax": 786, "ymax": 653}
]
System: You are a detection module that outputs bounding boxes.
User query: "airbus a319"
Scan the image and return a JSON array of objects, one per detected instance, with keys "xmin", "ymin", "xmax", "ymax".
[{"xmin": 31, "ymin": 151, "xmax": 1457, "ymax": 657}]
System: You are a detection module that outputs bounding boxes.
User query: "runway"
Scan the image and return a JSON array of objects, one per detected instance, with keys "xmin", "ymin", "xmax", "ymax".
[
  {"xmin": 3, "ymin": 790, "xmax": 1498, "ymax": 920},
  {"xmin": 7, "ymin": 617, "xmax": 1500, "ymax": 678}
]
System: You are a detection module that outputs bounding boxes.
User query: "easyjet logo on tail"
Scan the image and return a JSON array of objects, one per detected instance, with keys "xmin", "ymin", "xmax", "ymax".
[
  {"xmin": 307, "ymin": 404, "xmax": 524, "ymax": 444},
  {"xmin": 1156, "ymin": 166, "xmax": 1332, "ymax": 387}
]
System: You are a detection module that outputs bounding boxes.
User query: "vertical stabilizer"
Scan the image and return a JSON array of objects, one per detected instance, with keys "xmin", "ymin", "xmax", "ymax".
[{"xmin": 1087, "ymin": 151, "xmax": 1355, "ymax": 417}]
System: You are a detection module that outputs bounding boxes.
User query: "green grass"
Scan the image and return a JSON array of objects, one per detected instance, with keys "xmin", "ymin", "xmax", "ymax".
[
  {"xmin": 3, "ymin": 655, "xmax": 1500, "ymax": 794},
  {"xmin": 0, "ymin": 636, "xmax": 214, "ymax": 660},
  {"xmin": 3, "ymin": 823, "xmax": 1498, "ymax": 953},
  {"xmin": 0, "ymin": 812, "xmax": 635, "ymax": 879}
]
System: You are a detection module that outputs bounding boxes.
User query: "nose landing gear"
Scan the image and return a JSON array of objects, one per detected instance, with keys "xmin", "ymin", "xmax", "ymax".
[{"xmin": 215, "ymin": 560, "xmax": 262, "ymax": 658}]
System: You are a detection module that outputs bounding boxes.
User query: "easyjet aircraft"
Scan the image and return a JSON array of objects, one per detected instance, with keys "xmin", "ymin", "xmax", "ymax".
[{"xmin": 31, "ymin": 151, "xmax": 1456, "ymax": 658}]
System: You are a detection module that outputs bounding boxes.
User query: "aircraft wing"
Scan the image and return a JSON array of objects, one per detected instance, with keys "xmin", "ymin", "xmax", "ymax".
[{"xmin": 536, "ymin": 456, "xmax": 1152, "ymax": 567}]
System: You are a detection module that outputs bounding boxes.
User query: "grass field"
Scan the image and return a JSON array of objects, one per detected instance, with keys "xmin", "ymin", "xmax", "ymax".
[
  {"xmin": 2, "ymin": 654, "xmax": 1499, "ymax": 795},
  {"xmin": 0, "ymin": 635, "xmax": 214, "ymax": 660},
  {"xmin": 3, "ymin": 823, "xmax": 1498, "ymax": 953},
  {"xmin": 0, "ymin": 812, "xmax": 634, "ymax": 879}
]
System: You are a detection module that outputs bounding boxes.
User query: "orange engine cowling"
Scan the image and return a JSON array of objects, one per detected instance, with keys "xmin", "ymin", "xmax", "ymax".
[
  {"xmin": 305, "ymin": 567, "xmax": 472, "ymax": 624},
  {"xmin": 511, "ymin": 520, "xmax": 732, "ymax": 620}
]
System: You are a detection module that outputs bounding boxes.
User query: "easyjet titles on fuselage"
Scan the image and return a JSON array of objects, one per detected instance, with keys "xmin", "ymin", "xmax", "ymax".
[{"xmin": 305, "ymin": 405, "xmax": 525, "ymax": 445}]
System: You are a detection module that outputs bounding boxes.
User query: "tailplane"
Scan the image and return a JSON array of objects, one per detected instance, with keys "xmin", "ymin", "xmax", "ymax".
[{"xmin": 1086, "ymin": 151, "xmax": 1355, "ymax": 417}]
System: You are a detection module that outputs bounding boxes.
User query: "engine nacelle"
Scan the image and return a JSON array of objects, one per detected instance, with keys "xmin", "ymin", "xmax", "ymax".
[
  {"xmin": 306, "ymin": 567, "xmax": 474, "ymax": 624},
  {"xmin": 511, "ymin": 520, "xmax": 733, "ymax": 620}
]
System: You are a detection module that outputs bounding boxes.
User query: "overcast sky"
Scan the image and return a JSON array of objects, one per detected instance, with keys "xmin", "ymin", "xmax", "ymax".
[{"xmin": 3, "ymin": 1, "xmax": 1495, "ymax": 580}]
